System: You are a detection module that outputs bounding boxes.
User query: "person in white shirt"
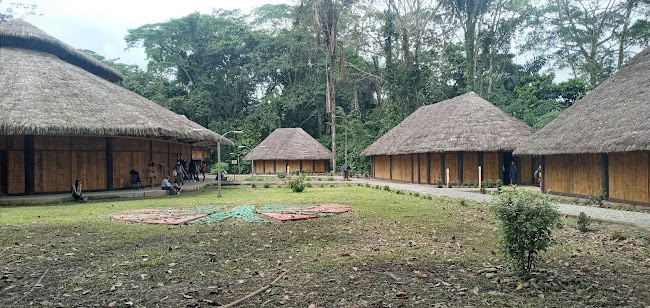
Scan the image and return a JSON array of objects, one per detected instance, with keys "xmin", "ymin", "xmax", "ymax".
[{"xmin": 161, "ymin": 176, "xmax": 181, "ymax": 195}]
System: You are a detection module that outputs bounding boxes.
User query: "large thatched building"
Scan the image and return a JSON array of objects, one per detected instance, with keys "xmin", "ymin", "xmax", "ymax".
[
  {"xmin": 243, "ymin": 128, "xmax": 333, "ymax": 174},
  {"xmin": 515, "ymin": 47, "xmax": 650, "ymax": 205},
  {"xmin": 0, "ymin": 20, "xmax": 232, "ymax": 195},
  {"xmin": 361, "ymin": 92, "xmax": 535, "ymax": 185}
]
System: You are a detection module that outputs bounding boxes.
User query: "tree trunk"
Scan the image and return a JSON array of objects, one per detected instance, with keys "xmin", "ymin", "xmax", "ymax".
[
  {"xmin": 353, "ymin": 83, "xmax": 359, "ymax": 110},
  {"xmin": 465, "ymin": 14, "xmax": 476, "ymax": 92},
  {"xmin": 618, "ymin": 0, "xmax": 633, "ymax": 68}
]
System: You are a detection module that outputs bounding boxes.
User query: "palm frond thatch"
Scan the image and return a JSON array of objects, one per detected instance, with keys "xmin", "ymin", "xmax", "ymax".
[
  {"xmin": 243, "ymin": 128, "xmax": 333, "ymax": 160},
  {"xmin": 514, "ymin": 47, "xmax": 650, "ymax": 155},
  {"xmin": 361, "ymin": 92, "xmax": 534, "ymax": 156},
  {"xmin": 0, "ymin": 20, "xmax": 232, "ymax": 147}
]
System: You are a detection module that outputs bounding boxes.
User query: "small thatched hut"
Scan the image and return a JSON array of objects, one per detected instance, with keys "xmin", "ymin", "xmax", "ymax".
[
  {"xmin": 0, "ymin": 20, "xmax": 232, "ymax": 195},
  {"xmin": 515, "ymin": 47, "xmax": 650, "ymax": 205},
  {"xmin": 361, "ymin": 92, "xmax": 535, "ymax": 185},
  {"xmin": 243, "ymin": 128, "xmax": 333, "ymax": 174}
]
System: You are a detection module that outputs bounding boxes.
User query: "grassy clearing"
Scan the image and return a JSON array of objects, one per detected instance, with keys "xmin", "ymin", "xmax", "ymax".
[{"xmin": 1, "ymin": 186, "xmax": 649, "ymax": 307}]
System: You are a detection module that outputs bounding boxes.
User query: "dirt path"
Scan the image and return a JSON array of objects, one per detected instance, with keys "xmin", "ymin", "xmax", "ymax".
[{"xmin": 348, "ymin": 177, "xmax": 650, "ymax": 229}]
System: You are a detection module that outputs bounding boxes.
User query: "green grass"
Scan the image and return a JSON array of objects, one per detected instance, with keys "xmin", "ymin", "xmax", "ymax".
[{"xmin": 1, "ymin": 187, "xmax": 649, "ymax": 307}]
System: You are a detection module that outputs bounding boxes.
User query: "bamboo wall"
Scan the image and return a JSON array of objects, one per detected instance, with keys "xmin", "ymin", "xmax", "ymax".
[
  {"xmin": 1, "ymin": 135, "xmax": 195, "ymax": 195},
  {"xmin": 463, "ymin": 152, "xmax": 478, "ymax": 184},
  {"xmin": 191, "ymin": 149, "xmax": 210, "ymax": 161},
  {"xmin": 391, "ymin": 154, "xmax": 413, "ymax": 182},
  {"xmin": 609, "ymin": 151, "xmax": 649, "ymax": 204},
  {"xmin": 430, "ymin": 153, "xmax": 442, "ymax": 182},
  {"xmin": 520, "ymin": 155, "xmax": 533, "ymax": 184},
  {"xmin": 374, "ymin": 156, "xmax": 390, "ymax": 179},
  {"xmin": 418, "ymin": 154, "xmax": 426, "ymax": 183},
  {"xmin": 254, "ymin": 159, "xmax": 328, "ymax": 174},
  {"xmin": 483, "ymin": 152, "xmax": 499, "ymax": 182},
  {"xmin": 546, "ymin": 154, "xmax": 602, "ymax": 197},
  {"xmin": 444, "ymin": 152, "xmax": 458, "ymax": 184}
]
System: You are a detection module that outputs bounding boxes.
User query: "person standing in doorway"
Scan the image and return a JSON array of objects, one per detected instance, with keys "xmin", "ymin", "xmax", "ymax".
[
  {"xmin": 175, "ymin": 160, "xmax": 184, "ymax": 185},
  {"xmin": 145, "ymin": 161, "xmax": 156, "ymax": 189},
  {"xmin": 509, "ymin": 161, "xmax": 517, "ymax": 185}
]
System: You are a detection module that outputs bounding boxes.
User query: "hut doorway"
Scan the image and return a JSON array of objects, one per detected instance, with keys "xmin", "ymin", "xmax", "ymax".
[{"xmin": 502, "ymin": 152, "xmax": 514, "ymax": 183}]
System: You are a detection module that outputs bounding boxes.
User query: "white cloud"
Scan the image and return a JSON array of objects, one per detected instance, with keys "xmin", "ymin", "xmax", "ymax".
[{"xmin": 7, "ymin": 0, "xmax": 291, "ymax": 68}]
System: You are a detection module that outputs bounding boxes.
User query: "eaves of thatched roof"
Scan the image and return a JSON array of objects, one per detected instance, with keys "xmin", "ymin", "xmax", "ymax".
[
  {"xmin": 243, "ymin": 128, "xmax": 333, "ymax": 161},
  {"xmin": 361, "ymin": 92, "xmax": 534, "ymax": 156},
  {"xmin": 514, "ymin": 47, "xmax": 650, "ymax": 155},
  {"xmin": 0, "ymin": 20, "xmax": 232, "ymax": 147}
]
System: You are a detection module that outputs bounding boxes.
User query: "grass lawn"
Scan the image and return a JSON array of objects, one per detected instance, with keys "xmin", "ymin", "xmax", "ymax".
[{"xmin": 1, "ymin": 186, "xmax": 649, "ymax": 307}]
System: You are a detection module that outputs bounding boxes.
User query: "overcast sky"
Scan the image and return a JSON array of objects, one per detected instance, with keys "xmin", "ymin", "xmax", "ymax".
[{"xmin": 5, "ymin": 0, "xmax": 291, "ymax": 68}]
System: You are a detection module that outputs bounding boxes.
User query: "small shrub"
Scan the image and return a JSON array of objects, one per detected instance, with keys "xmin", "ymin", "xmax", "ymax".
[
  {"xmin": 576, "ymin": 212, "xmax": 591, "ymax": 232},
  {"xmin": 395, "ymin": 190, "xmax": 402, "ymax": 195},
  {"xmin": 305, "ymin": 183, "xmax": 313, "ymax": 188},
  {"xmin": 244, "ymin": 177, "xmax": 264, "ymax": 181},
  {"xmin": 413, "ymin": 192, "xmax": 420, "ymax": 197},
  {"xmin": 447, "ymin": 181, "xmax": 452, "ymax": 188},
  {"xmin": 436, "ymin": 179, "xmax": 443, "ymax": 188},
  {"xmin": 383, "ymin": 185, "xmax": 390, "ymax": 191},
  {"xmin": 496, "ymin": 179, "xmax": 503, "ymax": 194},
  {"xmin": 263, "ymin": 183, "xmax": 271, "ymax": 189},
  {"xmin": 365, "ymin": 183, "xmax": 371, "ymax": 188},
  {"xmin": 289, "ymin": 173, "xmax": 306, "ymax": 193},
  {"xmin": 490, "ymin": 190, "xmax": 560, "ymax": 276},
  {"xmin": 474, "ymin": 180, "xmax": 479, "ymax": 187},
  {"xmin": 327, "ymin": 177, "xmax": 334, "ymax": 181},
  {"xmin": 329, "ymin": 184, "xmax": 335, "ymax": 188},
  {"xmin": 457, "ymin": 180, "xmax": 463, "ymax": 187},
  {"xmin": 319, "ymin": 184, "xmax": 325, "ymax": 188},
  {"xmin": 305, "ymin": 177, "xmax": 312, "ymax": 181},
  {"xmin": 611, "ymin": 228, "xmax": 627, "ymax": 241},
  {"xmin": 583, "ymin": 195, "xmax": 604, "ymax": 207},
  {"xmin": 375, "ymin": 185, "xmax": 380, "ymax": 190},
  {"xmin": 277, "ymin": 174, "xmax": 286, "ymax": 179},
  {"xmin": 317, "ymin": 178, "xmax": 323, "ymax": 181},
  {"xmin": 480, "ymin": 186, "xmax": 487, "ymax": 194},
  {"xmin": 427, "ymin": 196, "xmax": 433, "ymax": 200},
  {"xmin": 459, "ymin": 200, "xmax": 466, "ymax": 206},
  {"xmin": 251, "ymin": 183, "xmax": 257, "ymax": 188}
]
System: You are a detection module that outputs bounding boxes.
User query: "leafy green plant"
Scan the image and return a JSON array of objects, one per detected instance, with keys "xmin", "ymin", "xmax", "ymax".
[
  {"xmin": 480, "ymin": 186, "xmax": 487, "ymax": 194},
  {"xmin": 365, "ymin": 183, "xmax": 370, "ymax": 188},
  {"xmin": 413, "ymin": 192, "xmax": 420, "ymax": 197},
  {"xmin": 317, "ymin": 178, "xmax": 322, "ymax": 181},
  {"xmin": 244, "ymin": 177, "xmax": 264, "ymax": 181},
  {"xmin": 447, "ymin": 181, "xmax": 452, "ymax": 188},
  {"xmin": 436, "ymin": 179, "xmax": 443, "ymax": 188},
  {"xmin": 457, "ymin": 180, "xmax": 463, "ymax": 187},
  {"xmin": 459, "ymin": 200, "xmax": 466, "ymax": 206},
  {"xmin": 329, "ymin": 184, "xmax": 335, "ymax": 188},
  {"xmin": 483, "ymin": 179, "xmax": 494, "ymax": 188},
  {"xmin": 496, "ymin": 179, "xmax": 503, "ymax": 194},
  {"xmin": 305, "ymin": 183, "xmax": 313, "ymax": 188},
  {"xmin": 395, "ymin": 190, "xmax": 402, "ymax": 195},
  {"xmin": 490, "ymin": 190, "xmax": 560, "ymax": 276},
  {"xmin": 327, "ymin": 177, "xmax": 334, "ymax": 181},
  {"xmin": 263, "ymin": 183, "xmax": 271, "ymax": 189},
  {"xmin": 383, "ymin": 185, "xmax": 390, "ymax": 191},
  {"xmin": 251, "ymin": 183, "xmax": 257, "ymax": 188},
  {"xmin": 277, "ymin": 174, "xmax": 286, "ymax": 179},
  {"xmin": 288, "ymin": 173, "xmax": 306, "ymax": 193},
  {"xmin": 582, "ymin": 195, "xmax": 604, "ymax": 207},
  {"xmin": 576, "ymin": 212, "xmax": 590, "ymax": 232}
]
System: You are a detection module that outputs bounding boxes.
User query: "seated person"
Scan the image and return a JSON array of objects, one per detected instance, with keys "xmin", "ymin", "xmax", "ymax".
[
  {"xmin": 72, "ymin": 179, "xmax": 88, "ymax": 202},
  {"xmin": 161, "ymin": 176, "xmax": 181, "ymax": 195},
  {"xmin": 220, "ymin": 170, "xmax": 228, "ymax": 181}
]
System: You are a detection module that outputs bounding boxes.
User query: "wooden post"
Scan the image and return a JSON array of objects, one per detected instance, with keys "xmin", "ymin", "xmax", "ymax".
[
  {"xmin": 540, "ymin": 155, "xmax": 546, "ymax": 192},
  {"xmin": 498, "ymin": 151, "xmax": 504, "ymax": 183},
  {"xmin": 106, "ymin": 137, "xmax": 114, "ymax": 191},
  {"xmin": 286, "ymin": 160, "xmax": 289, "ymax": 174},
  {"xmin": 24, "ymin": 135, "xmax": 35, "ymax": 195},
  {"xmin": 478, "ymin": 151, "xmax": 484, "ymax": 182},
  {"xmin": 417, "ymin": 153, "xmax": 421, "ymax": 184},
  {"xmin": 457, "ymin": 151, "xmax": 464, "ymax": 184},
  {"xmin": 426, "ymin": 153, "xmax": 431, "ymax": 184},
  {"xmin": 440, "ymin": 153, "xmax": 445, "ymax": 182},
  {"xmin": 389, "ymin": 156, "xmax": 393, "ymax": 180},
  {"xmin": 0, "ymin": 149, "xmax": 7, "ymax": 195},
  {"xmin": 478, "ymin": 166, "xmax": 482, "ymax": 189},
  {"xmin": 601, "ymin": 153, "xmax": 609, "ymax": 199},
  {"xmin": 411, "ymin": 154, "xmax": 414, "ymax": 183}
]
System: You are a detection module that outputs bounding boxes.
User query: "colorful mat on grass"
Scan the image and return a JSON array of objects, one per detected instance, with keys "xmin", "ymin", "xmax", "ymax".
[{"xmin": 112, "ymin": 204, "xmax": 351, "ymax": 225}]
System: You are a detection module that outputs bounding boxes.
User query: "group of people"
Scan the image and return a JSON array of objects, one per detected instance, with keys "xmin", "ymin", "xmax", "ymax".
[{"xmin": 507, "ymin": 161, "xmax": 543, "ymax": 188}]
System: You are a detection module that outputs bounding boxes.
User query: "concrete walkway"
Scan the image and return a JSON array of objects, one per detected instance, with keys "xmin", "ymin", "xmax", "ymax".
[{"xmin": 346, "ymin": 177, "xmax": 650, "ymax": 229}]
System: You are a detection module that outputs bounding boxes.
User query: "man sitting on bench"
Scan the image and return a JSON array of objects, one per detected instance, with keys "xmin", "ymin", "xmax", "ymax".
[{"xmin": 161, "ymin": 176, "xmax": 181, "ymax": 195}]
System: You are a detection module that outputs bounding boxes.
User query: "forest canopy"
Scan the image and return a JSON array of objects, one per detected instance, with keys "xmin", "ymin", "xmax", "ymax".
[{"xmin": 45, "ymin": 0, "xmax": 649, "ymax": 174}]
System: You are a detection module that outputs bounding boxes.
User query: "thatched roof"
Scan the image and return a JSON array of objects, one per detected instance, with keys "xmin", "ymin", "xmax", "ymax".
[
  {"xmin": 0, "ymin": 20, "xmax": 232, "ymax": 147},
  {"xmin": 361, "ymin": 92, "xmax": 534, "ymax": 156},
  {"xmin": 243, "ymin": 128, "xmax": 333, "ymax": 160},
  {"xmin": 514, "ymin": 47, "xmax": 650, "ymax": 155}
]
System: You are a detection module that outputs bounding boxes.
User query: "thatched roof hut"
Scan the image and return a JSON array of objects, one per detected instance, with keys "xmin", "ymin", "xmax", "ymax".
[
  {"xmin": 0, "ymin": 19, "xmax": 232, "ymax": 147},
  {"xmin": 244, "ymin": 128, "xmax": 332, "ymax": 161},
  {"xmin": 514, "ymin": 47, "xmax": 650, "ymax": 155},
  {"xmin": 361, "ymin": 92, "xmax": 534, "ymax": 156}
]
